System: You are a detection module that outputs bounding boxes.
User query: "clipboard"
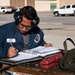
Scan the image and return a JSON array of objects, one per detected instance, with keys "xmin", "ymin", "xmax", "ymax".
[
  {"xmin": 0, "ymin": 53, "xmax": 61, "ymax": 66},
  {"xmin": 0, "ymin": 46, "xmax": 60, "ymax": 66},
  {"xmin": 0, "ymin": 56, "xmax": 42, "ymax": 66}
]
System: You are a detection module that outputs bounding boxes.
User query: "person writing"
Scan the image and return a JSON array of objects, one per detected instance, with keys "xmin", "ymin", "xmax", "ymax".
[{"xmin": 0, "ymin": 6, "xmax": 52, "ymax": 58}]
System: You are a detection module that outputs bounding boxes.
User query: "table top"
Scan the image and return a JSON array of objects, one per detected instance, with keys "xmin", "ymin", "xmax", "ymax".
[{"xmin": 2, "ymin": 61, "xmax": 75, "ymax": 75}]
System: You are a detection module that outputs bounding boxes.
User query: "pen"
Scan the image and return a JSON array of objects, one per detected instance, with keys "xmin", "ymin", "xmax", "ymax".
[
  {"xmin": 10, "ymin": 42, "xmax": 13, "ymax": 47},
  {"xmin": 10, "ymin": 42, "xmax": 18, "ymax": 53}
]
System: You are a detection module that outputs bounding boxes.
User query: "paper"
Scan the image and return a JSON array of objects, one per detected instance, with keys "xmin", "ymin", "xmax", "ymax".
[
  {"xmin": 8, "ymin": 46, "xmax": 60, "ymax": 61},
  {"xmin": 8, "ymin": 52, "xmax": 39, "ymax": 61},
  {"xmin": 30, "ymin": 46, "xmax": 58, "ymax": 54}
]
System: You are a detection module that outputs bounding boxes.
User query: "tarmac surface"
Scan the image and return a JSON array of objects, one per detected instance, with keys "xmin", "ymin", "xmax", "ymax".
[
  {"xmin": 0, "ymin": 13, "xmax": 75, "ymax": 50},
  {"xmin": 39, "ymin": 22, "xmax": 75, "ymax": 50}
]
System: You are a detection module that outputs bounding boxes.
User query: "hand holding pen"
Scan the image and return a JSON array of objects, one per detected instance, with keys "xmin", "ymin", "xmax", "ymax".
[{"xmin": 7, "ymin": 43, "xmax": 18, "ymax": 58}]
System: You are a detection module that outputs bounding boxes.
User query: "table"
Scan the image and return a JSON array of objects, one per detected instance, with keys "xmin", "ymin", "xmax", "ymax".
[{"xmin": 2, "ymin": 61, "xmax": 75, "ymax": 75}]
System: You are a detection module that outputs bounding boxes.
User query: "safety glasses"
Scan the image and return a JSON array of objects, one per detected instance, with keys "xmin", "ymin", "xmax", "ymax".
[{"xmin": 18, "ymin": 24, "xmax": 33, "ymax": 30}]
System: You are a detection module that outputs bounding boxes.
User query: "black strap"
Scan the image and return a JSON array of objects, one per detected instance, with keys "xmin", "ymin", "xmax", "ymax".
[{"xmin": 63, "ymin": 38, "xmax": 75, "ymax": 53}]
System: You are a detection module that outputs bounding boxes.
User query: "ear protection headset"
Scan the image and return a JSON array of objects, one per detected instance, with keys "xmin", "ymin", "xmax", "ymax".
[{"xmin": 13, "ymin": 7, "xmax": 40, "ymax": 27}]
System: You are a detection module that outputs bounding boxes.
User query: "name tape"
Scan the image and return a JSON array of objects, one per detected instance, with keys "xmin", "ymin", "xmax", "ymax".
[{"xmin": 7, "ymin": 38, "xmax": 16, "ymax": 43}]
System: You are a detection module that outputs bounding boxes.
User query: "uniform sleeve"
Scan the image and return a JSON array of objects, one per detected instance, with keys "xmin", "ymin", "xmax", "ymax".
[
  {"xmin": 0, "ymin": 29, "xmax": 7, "ymax": 58},
  {"xmin": 39, "ymin": 30, "xmax": 47, "ymax": 46}
]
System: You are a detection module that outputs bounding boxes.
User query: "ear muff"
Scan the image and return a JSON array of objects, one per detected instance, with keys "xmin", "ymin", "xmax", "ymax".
[
  {"xmin": 31, "ymin": 17, "xmax": 40, "ymax": 27},
  {"xmin": 13, "ymin": 11, "xmax": 22, "ymax": 24},
  {"xmin": 13, "ymin": 11, "xmax": 40, "ymax": 26}
]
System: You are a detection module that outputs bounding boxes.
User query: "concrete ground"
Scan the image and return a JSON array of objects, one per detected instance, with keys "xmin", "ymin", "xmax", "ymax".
[
  {"xmin": 0, "ymin": 13, "xmax": 75, "ymax": 50},
  {"xmin": 39, "ymin": 22, "xmax": 75, "ymax": 50}
]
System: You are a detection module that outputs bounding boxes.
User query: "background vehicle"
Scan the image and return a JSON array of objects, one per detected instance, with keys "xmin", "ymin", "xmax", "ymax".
[
  {"xmin": 0, "ymin": 6, "xmax": 13, "ymax": 13},
  {"xmin": 6, "ymin": 6, "xmax": 16, "ymax": 13},
  {"xmin": 53, "ymin": 4, "xmax": 75, "ymax": 16}
]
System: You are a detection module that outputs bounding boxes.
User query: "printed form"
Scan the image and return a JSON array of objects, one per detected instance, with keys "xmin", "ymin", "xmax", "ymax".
[{"xmin": 8, "ymin": 46, "xmax": 60, "ymax": 61}]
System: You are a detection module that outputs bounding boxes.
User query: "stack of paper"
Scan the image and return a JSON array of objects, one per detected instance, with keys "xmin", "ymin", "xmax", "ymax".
[
  {"xmin": 8, "ymin": 46, "xmax": 60, "ymax": 61},
  {"xmin": 24, "ymin": 46, "xmax": 60, "ymax": 56}
]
